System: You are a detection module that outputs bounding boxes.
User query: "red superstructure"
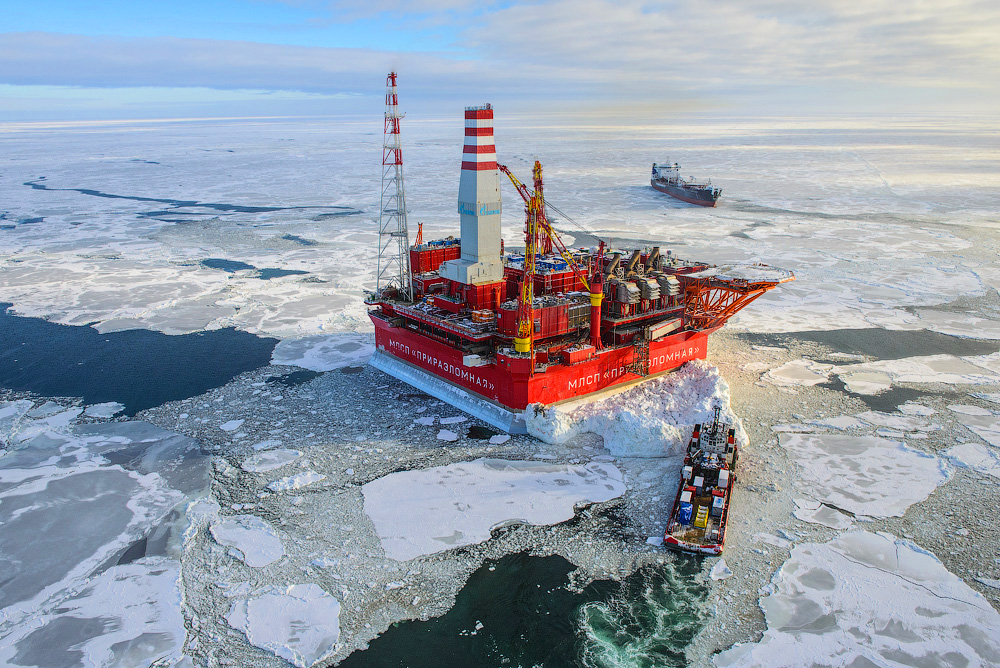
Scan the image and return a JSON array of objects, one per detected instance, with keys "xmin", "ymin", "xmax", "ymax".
[{"xmin": 366, "ymin": 77, "xmax": 793, "ymax": 431}]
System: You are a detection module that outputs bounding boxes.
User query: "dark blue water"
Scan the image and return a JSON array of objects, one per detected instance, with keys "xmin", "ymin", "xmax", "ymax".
[
  {"xmin": 0, "ymin": 303, "xmax": 277, "ymax": 415},
  {"xmin": 199, "ymin": 259, "xmax": 309, "ymax": 280},
  {"xmin": 339, "ymin": 553, "xmax": 708, "ymax": 668}
]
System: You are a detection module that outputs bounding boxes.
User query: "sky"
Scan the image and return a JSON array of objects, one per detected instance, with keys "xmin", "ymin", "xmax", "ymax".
[{"xmin": 2, "ymin": 0, "xmax": 998, "ymax": 120}]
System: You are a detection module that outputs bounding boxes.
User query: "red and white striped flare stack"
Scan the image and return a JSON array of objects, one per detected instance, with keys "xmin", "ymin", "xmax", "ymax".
[{"xmin": 440, "ymin": 104, "xmax": 504, "ymax": 286}]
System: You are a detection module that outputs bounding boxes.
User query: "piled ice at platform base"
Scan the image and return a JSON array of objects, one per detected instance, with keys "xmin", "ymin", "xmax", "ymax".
[
  {"xmin": 525, "ymin": 360, "xmax": 744, "ymax": 457},
  {"xmin": 715, "ymin": 531, "xmax": 1000, "ymax": 667},
  {"xmin": 362, "ymin": 458, "xmax": 626, "ymax": 561}
]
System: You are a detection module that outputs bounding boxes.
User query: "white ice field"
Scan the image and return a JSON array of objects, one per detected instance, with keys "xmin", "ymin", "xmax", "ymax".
[{"xmin": 2, "ymin": 114, "xmax": 1000, "ymax": 666}]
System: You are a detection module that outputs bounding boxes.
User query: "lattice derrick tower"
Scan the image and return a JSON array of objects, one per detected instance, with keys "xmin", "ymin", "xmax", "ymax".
[{"xmin": 376, "ymin": 71, "xmax": 412, "ymax": 301}]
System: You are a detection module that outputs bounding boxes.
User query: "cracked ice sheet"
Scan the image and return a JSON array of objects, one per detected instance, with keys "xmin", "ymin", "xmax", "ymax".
[
  {"xmin": 948, "ymin": 407, "xmax": 1000, "ymax": 447},
  {"xmin": 362, "ymin": 458, "xmax": 626, "ymax": 561},
  {"xmin": 0, "ymin": 409, "xmax": 206, "ymax": 667},
  {"xmin": 780, "ymin": 433, "xmax": 948, "ymax": 517},
  {"xmin": 715, "ymin": 531, "xmax": 1000, "ymax": 668},
  {"xmin": 0, "ymin": 557, "xmax": 186, "ymax": 668},
  {"xmin": 270, "ymin": 333, "xmax": 373, "ymax": 372},
  {"xmin": 226, "ymin": 583, "xmax": 341, "ymax": 668},
  {"xmin": 526, "ymin": 360, "xmax": 746, "ymax": 457}
]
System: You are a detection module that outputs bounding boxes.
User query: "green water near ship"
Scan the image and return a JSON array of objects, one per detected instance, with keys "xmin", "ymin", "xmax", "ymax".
[{"xmin": 340, "ymin": 552, "xmax": 710, "ymax": 668}]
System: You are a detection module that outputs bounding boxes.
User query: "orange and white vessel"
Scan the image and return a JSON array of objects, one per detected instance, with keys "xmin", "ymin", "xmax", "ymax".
[{"xmin": 367, "ymin": 74, "xmax": 793, "ymax": 432}]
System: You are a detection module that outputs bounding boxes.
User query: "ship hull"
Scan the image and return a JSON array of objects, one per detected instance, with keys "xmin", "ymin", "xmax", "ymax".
[
  {"xmin": 371, "ymin": 314, "xmax": 710, "ymax": 410},
  {"xmin": 651, "ymin": 179, "xmax": 719, "ymax": 207}
]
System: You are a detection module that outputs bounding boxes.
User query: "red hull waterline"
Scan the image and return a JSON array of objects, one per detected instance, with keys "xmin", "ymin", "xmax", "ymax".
[
  {"xmin": 372, "ymin": 316, "xmax": 712, "ymax": 432},
  {"xmin": 651, "ymin": 181, "xmax": 718, "ymax": 207}
]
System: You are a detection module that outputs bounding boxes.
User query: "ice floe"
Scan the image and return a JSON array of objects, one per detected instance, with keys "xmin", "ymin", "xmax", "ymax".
[
  {"xmin": 526, "ymin": 361, "xmax": 744, "ymax": 457},
  {"xmin": 715, "ymin": 531, "xmax": 1000, "ymax": 667},
  {"xmin": 209, "ymin": 515, "xmax": 284, "ymax": 567},
  {"xmin": 271, "ymin": 333, "xmax": 373, "ymax": 372},
  {"xmin": 83, "ymin": 401, "xmax": 125, "ymax": 418},
  {"xmin": 833, "ymin": 353, "xmax": 1000, "ymax": 394},
  {"xmin": 267, "ymin": 470, "xmax": 326, "ymax": 492},
  {"xmin": 780, "ymin": 433, "xmax": 948, "ymax": 516},
  {"xmin": 948, "ymin": 409, "xmax": 1000, "ymax": 447},
  {"xmin": 226, "ymin": 583, "xmax": 341, "ymax": 668},
  {"xmin": 762, "ymin": 359, "xmax": 831, "ymax": 387},
  {"xmin": 436, "ymin": 429, "xmax": 459, "ymax": 442},
  {"xmin": 242, "ymin": 448, "xmax": 303, "ymax": 473},
  {"xmin": 947, "ymin": 442, "xmax": 1000, "ymax": 479},
  {"xmin": 362, "ymin": 458, "xmax": 626, "ymax": 560},
  {"xmin": 219, "ymin": 419, "xmax": 245, "ymax": 432},
  {"xmin": 710, "ymin": 559, "xmax": 733, "ymax": 581},
  {"xmin": 792, "ymin": 498, "xmax": 854, "ymax": 530}
]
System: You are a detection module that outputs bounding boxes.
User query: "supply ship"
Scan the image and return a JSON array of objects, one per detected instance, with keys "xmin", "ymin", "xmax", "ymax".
[
  {"xmin": 367, "ymin": 73, "xmax": 792, "ymax": 432},
  {"xmin": 651, "ymin": 162, "xmax": 722, "ymax": 207},
  {"xmin": 663, "ymin": 406, "xmax": 737, "ymax": 555}
]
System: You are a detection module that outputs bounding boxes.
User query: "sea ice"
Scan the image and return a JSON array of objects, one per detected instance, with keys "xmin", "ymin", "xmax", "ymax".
[
  {"xmin": 948, "ymin": 409, "xmax": 1000, "ymax": 447},
  {"xmin": 947, "ymin": 442, "xmax": 1000, "ymax": 479},
  {"xmin": 226, "ymin": 583, "xmax": 341, "ymax": 668},
  {"xmin": 439, "ymin": 416, "xmax": 467, "ymax": 425},
  {"xmin": 242, "ymin": 449, "xmax": 303, "ymax": 473},
  {"xmin": 436, "ymin": 429, "xmax": 459, "ymax": 441},
  {"xmin": 762, "ymin": 359, "xmax": 831, "ymax": 387},
  {"xmin": 526, "ymin": 361, "xmax": 744, "ymax": 457},
  {"xmin": 0, "ymin": 557, "xmax": 186, "ymax": 668},
  {"xmin": 715, "ymin": 532, "xmax": 1000, "ymax": 667},
  {"xmin": 83, "ymin": 401, "xmax": 125, "ymax": 418},
  {"xmin": 267, "ymin": 471, "xmax": 326, "ymax": 491},
  {"xmin": 792, "ymin": 498, "xmax": 854, "ymax": 530},
  {"xmin": 780, "ymin": 433, "xmax": 947, "ymax": 516},
  {"xmin": 271, "ymin": 333, "xmax": 373, "ymax": 372},
  {"xmin": 710, "ymin": 559, "xmax": 733, "ymax": 581},
  {"xmin": 489, "ymin": 434, "xmax": 510, "ymax": 445},
  {"xmin": 833, "ymin": 354, "xmax": 1000, "ymax": 391},
  {"xmin": 209, "ymin": 515, "xmax": 284, "ymax": 567},
  {"xmin": 362, "ymin": 458, "xmax": 626, "ymax": 560},
  {"xmin": 219, "ymin": 419, "xmax": 245, "ymax": 432}
]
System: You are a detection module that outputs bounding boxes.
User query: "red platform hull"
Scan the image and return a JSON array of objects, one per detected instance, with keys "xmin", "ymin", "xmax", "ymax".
[{"xmin": 372, "ymin": 315, "xmax": 711, "ymax": 409}]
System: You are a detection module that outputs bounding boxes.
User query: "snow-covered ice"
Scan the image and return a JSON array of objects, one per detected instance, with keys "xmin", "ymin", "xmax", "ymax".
[
  {"xmin": 436, "ymin": 429, "xmax": 459, "ymax": 441},
  {"xmin": 780, "ymin": 433, "xmax": 948, "ymax": 516},
  {"xmin": 362, "ymin": 458, "xmax": 626, "ymax": 561},
  {"xmin": 526, "ymin": 361, "xmax": 744, "ymax": 457},
  {"xmin": 833, "ymin": 354, "xmax": 1000, "ymax": 393},
  {"xmin": 715, "ymin": 532, "xmax": 1000, "ymax": 667},
  {"xmin": 792, "ymin": 498, "xmax": 854, "ymax": 530},
  {"xmin": 209, "ymin": 515, "xmax": 285, "ymax": 567},
  {"xmin": 242, "ymin": 448, "xmax": 303, "ymax": 473},
  {"xmin": 226, "ymin": 583, "xmax": 341, "ymax": 668},
  {"xmin": 271, "ymin": 333, "xmax": 373, "ymax": 372},
  {"xmin": 219, "ymin": 419, "xmax": 245, "ymax": 432}
]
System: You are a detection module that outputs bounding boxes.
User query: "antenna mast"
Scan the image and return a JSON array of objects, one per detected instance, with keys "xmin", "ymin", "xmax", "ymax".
[{"xmin": 377, "ymin": 72, "xmax": 412, "ymax": 300}]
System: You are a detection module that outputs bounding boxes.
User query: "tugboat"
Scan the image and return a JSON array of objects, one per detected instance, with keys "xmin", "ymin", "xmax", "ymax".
[
  {"xmin": 663, "ymin": 406, "xmax": 737, "ymax": 554},
  {"xmin": 651, "ymin": 162, "xmax": 722, "ymax": 207}
]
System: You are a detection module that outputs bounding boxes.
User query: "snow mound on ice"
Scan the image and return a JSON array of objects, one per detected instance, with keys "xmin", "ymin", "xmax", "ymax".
[
  {"xmin": 525, "ymin": 361, "xmax": 744, "ymax": 457},
  {"xmin": 226, "ymin": 583, "xmax": 341, "ymax": 668},
  {"xmin": 780, "ymin": 433, "xmax": 947, "ymax": 517},
  {"xmin": 210, "ymin": 515, "xmax": 284, "ymax": 567},
  {"xmin": 271, "ymin": 333, "xmax": 373, "ymax": 372},
  {"xmin": 362, "ymin": 458, "xmax": 626, "ymax": 561},
  {"xmin": 715, "ymin": 531, "xmax": 1000, "ymax": 667}
]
